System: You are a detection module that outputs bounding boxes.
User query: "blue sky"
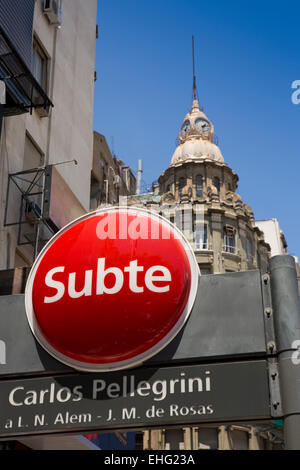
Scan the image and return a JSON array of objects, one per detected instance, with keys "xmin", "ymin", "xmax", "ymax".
[{"xmin": 93, "ymin": 0, "xmax": 300, "ymax": 258}]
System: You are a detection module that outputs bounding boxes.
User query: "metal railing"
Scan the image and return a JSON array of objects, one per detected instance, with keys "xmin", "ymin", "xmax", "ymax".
[{"xmin": 223, "ymin": 245, "xmax": 238, "ymax": 254}]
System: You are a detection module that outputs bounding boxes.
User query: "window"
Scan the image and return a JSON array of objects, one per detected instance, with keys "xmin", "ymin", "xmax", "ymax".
[
  {"xmin": 213, "ymin": 176, "xmax": 220, "ymax": 196},
  {"xmin": 90, "ymin": 176, "xmax": 100, "ymax": 210},
  {"xmin": 32, "ymin": 38, "xmax": 48, "ymax": 91},
  {"xmin": 195, "ymin": 224, "xmax": 208, "ymax": 250},
  {"xmin": 224, "ymin": 234, "xmax": 236, "ymax": 253},
  {"xmin": 23, "ymin": 133, "xmax": 44, "ymax": 170},
  {"xmin": 224, "ymin": 225, "xmax": 236, "ymax": 254},
  {"xmin": 195, "ymin": 175, "xmax": 203, "ymax": 198},
  {"xmin": 246, "ymin": 238, "xmax": 253, "ymax": 261},
  {"xmin": 178, "ymin": 177, "xmax": 185, "ymax": 197}
]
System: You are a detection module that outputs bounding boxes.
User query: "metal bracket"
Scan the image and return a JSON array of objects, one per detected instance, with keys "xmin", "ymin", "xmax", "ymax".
[
  {"xmin": 261, "ymin": 273, "xmax": 277, "ymax": 354},
  {"xmin": 268, "ymin": 360, "xmax": 283, "ymax": 418}
]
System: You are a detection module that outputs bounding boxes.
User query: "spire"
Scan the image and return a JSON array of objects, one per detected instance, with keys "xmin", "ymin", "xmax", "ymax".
[
  {"xmin": 191, "ymin": 36, "xmax": 201, "ymax": 112},
  {"xmin": 169, "ymin": 37, "xmax": 223, "ymax": 166},
  {"xmin": 192, "ymin": 35, "xmax": 197, "ymax": 101}
]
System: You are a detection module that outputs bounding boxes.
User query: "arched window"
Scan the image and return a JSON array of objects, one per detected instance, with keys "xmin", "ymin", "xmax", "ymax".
[
  {"xmin": 196, "ymin": 175, "xmax": 203, "ymax": 198},
  {"xmin": 213, "ymin": 176, "xmax": 220, "ymax": 196},
  {"xmin": 178, "ymin": 177, "xmax": 185, "ymax": 197}
]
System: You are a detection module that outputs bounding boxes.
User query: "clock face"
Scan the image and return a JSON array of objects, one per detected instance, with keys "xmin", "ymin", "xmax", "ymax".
[
  {"xmin": 195, "ymin": 119, "xmax": 211, "ymax": 133},
  {"xmin": 181, "ymin": 120, "xmax": 190, "ymax": 137}
]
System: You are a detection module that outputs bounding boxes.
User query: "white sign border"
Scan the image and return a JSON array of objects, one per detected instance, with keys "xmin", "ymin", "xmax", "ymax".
[{"xmin": 25, "ymin": 206, "xmax": 200, "ymax": 372}]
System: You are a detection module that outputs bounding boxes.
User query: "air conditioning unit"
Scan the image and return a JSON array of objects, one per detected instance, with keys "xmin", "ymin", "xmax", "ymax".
[{"xmin": 43, "ymin": 0, "xmax": 62, "ymax": 26}]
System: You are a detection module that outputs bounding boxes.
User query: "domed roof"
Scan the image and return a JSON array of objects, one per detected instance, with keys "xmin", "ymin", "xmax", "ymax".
[
  {"xmin": 171, "ymin": 138, "xmax": 224, "ymax": 165},
  {"xmin": 170, "ymin": 98, "xmax": 224, "ymax": 166}
]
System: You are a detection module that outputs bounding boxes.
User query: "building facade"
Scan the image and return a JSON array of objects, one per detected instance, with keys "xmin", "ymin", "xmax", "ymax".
[
  {"xmin": 0, "ymin": 0, "xmax": 97, "ymax": 450},
  {"xmin": 91, "ymin": 131, "xmax": 136, "ymax": 209},
  {"xmin": 0, "ymin": 0, "xmax": 98, "ymax": 270},
  {"xmin": 256, "ymin": 219, "xmax": 288, "ymax": 257},
  {"xmin": 256, "ymin": 218, "xmax": 300, "ymax": 294}
]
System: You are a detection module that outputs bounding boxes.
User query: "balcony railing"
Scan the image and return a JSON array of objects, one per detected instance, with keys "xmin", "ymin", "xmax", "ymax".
[
  {"xmin": 194, "ymin": 241, "xmax": 209, "ymax": 250},
  {"xmin": 223, "ymin": 245, "xmax": 238, "ymax": 254}
]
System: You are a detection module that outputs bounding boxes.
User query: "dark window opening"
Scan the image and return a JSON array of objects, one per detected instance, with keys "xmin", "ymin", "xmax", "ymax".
[
  {"xmin": 213, "ymin": 176, "xmax": 220, "ymax": 195},
  {"xmin": 196, "ymin": 175, "xmax": 203, "ymax": 198},
  {"xmin": 179, "ymin": 177, "xmax": 185, "ymax": 197}
]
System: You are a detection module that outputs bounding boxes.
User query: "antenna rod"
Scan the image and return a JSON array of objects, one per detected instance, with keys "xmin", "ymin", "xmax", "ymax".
[{"xmin": 192, "ymin": 35, "xmax": 196, "ymax": 100}]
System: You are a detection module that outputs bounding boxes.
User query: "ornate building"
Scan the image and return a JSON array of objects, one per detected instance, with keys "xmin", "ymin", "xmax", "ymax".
[
  {"xmin": 127, "ymin": 96, "xmax": 270, "ymax": 277},
  {"xmin": 125, "ymin": 93, "xmax": 283, "ymax": 450}
]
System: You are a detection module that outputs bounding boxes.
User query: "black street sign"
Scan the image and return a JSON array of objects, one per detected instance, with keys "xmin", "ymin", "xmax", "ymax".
[
  {"xmin": 0, "ymin": 269, "xmax": 267, "ymax": 377},
  {"xmin": 0, "ymin": 361, "xmax": 271, "ymax": 438}
]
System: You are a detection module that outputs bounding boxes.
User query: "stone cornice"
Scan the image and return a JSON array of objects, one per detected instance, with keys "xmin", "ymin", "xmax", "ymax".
[{"xmin": 158, "ymin": 159, "xmax": 239, "ymax": 183}]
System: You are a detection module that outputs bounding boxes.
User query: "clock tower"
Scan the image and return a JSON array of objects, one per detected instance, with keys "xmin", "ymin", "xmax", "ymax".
[{"xmin": 179, "ymin": 98, "xmax": 213, "ymax": 143}]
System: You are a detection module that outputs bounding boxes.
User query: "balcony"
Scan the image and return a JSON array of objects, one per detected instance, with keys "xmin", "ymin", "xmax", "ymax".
[{"xmin": 223, "ymin": 244, "xmax": 237, "ymax": 254}]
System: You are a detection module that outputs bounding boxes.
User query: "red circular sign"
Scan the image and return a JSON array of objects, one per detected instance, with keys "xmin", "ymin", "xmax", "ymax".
[{"xmin": 25, "ymin": 207, "xmax": 199, "ymax": 371}]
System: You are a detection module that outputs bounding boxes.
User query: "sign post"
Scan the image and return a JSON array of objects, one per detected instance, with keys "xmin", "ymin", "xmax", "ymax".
[{"xmin": 270, "ymin": 255, "xmax": 300, "ymax": 450}]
